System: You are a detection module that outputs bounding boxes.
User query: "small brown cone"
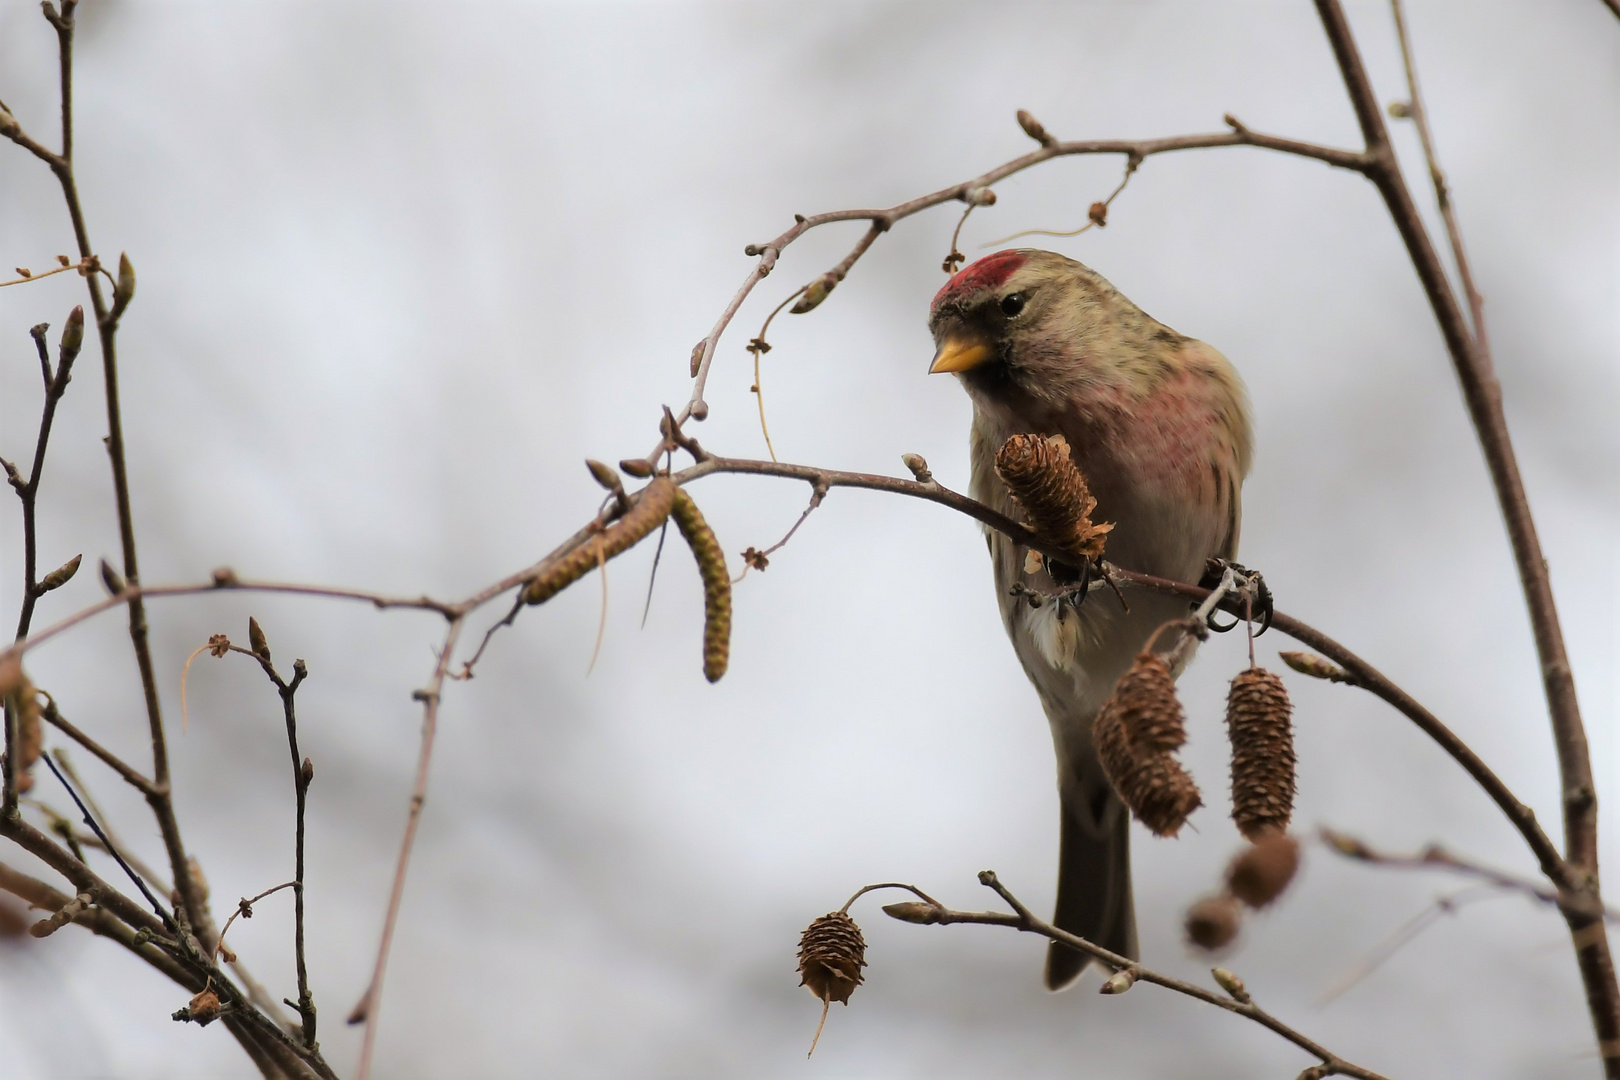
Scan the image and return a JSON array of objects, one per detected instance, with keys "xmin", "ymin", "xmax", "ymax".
[
  {"xmin": 797, "ymin": 910, "xmax": 867, "ymax": 1056},
  {"xmin": 1226, "ymin": 831, "xmax": 1301, "ymax": 910},
  {"xmin": 994, "ymin": 433, "xmax": 1113, "ymax": 561},
  {"xmin": 1184, "ymin": 894, "xmax": 1241, "ymax": 952},
  {"xmin": 1226, "ymin": 668, "xmax": 1296, "ymax": 840},
  {"xmin": 1093, "ymin": 653, "xmax": 1201, "ymax": 837}
]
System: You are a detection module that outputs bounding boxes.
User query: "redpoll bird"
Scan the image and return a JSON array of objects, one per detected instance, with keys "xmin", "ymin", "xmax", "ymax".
[{"xmin": 928, "ymin": 249, "xmax": 1252, "ymax": 989}]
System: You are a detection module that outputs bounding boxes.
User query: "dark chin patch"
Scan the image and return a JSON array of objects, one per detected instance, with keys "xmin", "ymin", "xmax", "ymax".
[{"xmin": 931, "ymin": 250, "xmax": 1028, "ymax": 312}]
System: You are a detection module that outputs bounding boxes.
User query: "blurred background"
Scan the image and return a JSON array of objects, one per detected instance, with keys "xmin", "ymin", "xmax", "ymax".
[{"xmin": 1, "ymin": 1, "xmax": 1616, "ymax": 1076}]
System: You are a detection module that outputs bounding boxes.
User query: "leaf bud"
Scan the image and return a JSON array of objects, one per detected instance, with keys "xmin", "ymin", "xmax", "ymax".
[
  {"xmin": 1387, "ymin": 101, "xmax": 1412, "ymax": 119},
  {"xmin": 790, "ymin": 274, "xmax": 837, "ymax": 314},
  {"xmin": 900, "ymin": 453, "xmax": 933, "ymax": 484},
  {"xmin": 585, "ymin": 459, "xmax": 622, "ymax": 492},
  {"xmin": 301, "ymin": 757, "xmax": 314, "ymax": 785},
  {"xmin": 39, "ymin": 553, "xmax": 81, "ymax": 593},
  {"xmin": 689, "ymin": 339, "xmax": 705, "ymax": 377},
  {"xmin": 115, "ymin": 252, "xmax": 137, "ymax": 308},
  {"xmin": 1016, "ymin": 109, "xmax": 1054, "ymax": 146},
  {"xmin": 58, "ymin": 305, "xmax": 84, "ymax": 364},
  {"xmin": 247, "ymin": 616, "xmax": 270, "ymax": 660},
  {"xmin": 99, "ymin": 558, "xmax": 125, "ymax": 595},
  {"xmin": 1211, "ymin": 967, "xmax": 1251, "ymax": 1003},
  {"xmin": 1099, "ymin": 968, "xmax": 1138, "ymax": 995},
  {"xmin": 618, "ymin": 458, "xmax": 654, "ymax": 478},
  {"xmin": 880, "ymin": 901, "xmax": 939, "ymax": 925},
  {"xmin": 211, "ymin": 566, "xmax": 239, "ymax": 587},
  {"xmin": 1278, "ymin": 649, "xmax": 1351, "ymax": 683},
  {"xmin": 0, "ymin": 105, "xmax": 18, "ymax": 137},
  {"xmin": 963, "ymin": 186, "xmax": 996, "ymax": 207}
]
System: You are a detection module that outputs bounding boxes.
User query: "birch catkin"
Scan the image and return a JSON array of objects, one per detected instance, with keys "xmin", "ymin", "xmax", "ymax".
[
  {"xmin": 522, "ymin": 477, "xmax": 678, "ymax": 606},
  {"xmin": 670, "ymin": 488, "xmax": 731, "ymax": 682}
]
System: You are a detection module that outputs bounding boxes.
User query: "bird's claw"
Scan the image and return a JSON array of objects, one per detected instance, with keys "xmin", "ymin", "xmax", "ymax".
[{"xmin": 1197, "ymin": 558, "xmax": 1273, "ymax": 635}]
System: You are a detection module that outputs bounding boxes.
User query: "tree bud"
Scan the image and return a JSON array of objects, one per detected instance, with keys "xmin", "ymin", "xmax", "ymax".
[
  {"xmin": 1211, "ymin": 967, "xmax": 1251, "ymax": 1003},
  {"xmin": 39, "ymin": 553, "xmax": 81, "ymax": 592},
  {"xmin": 247, "ymin": 616, "xmax": 270, "ymax": 660},
  {"xmin": 99, "ymin": 559, "xmax": 125, "ymax": 595}
]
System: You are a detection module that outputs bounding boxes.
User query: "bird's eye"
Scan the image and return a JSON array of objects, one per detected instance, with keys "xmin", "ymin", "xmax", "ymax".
[{"xmin": 1000, "ymin": 292, "xmax": 1027, "ymax": 317}]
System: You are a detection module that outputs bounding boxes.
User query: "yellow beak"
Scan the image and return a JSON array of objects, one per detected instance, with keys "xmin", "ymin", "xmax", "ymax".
[{"xmin": 929, "ymin": 335, "xmax": 993, "ymax": 374}]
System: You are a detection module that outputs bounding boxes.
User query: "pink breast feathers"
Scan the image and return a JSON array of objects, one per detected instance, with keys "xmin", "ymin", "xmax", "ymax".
[{"xmin": 931, "ymin": 250, "xmax": 1028, "ymax": 311}]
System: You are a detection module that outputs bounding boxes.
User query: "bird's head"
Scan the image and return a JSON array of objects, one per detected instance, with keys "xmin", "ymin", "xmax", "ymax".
[{"xmin": 927, "ymin": 249, "xmax": 1171, "ymax": 411}]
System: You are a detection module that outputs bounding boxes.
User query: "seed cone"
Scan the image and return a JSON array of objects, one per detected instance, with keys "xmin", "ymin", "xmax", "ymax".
[
  {"xmin": 1184, "ymin": 893, "xmax": 1241, "ymax": 952},
  {"xmin": 1093, "ymin": 653, "xmax": 1202, "ymax": 837},
  {"xmin": 1226, "ymin": 831, "xmax": 1301, "ymax": 910},
  {"xmin": 994, "ymin": 434, "xmax": 1112, "ymax": 561},
  {"xmin": 1226, "ymin": 668, "xmax": 1296, "ymax": 840},
  {"xmin": 797, "ymin": 910, "xmax": 867, "ymax": 1056}
]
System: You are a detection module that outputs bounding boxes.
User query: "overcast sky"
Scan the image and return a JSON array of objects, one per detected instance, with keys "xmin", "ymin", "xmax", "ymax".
[{"xmin": 1, "ymin": 1, "xmax": 1617, "ymax": 1077}]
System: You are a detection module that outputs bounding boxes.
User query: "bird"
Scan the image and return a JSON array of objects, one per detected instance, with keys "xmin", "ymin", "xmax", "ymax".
[{"xmin": 927, "ymin": 248, "xmax": 1252, "ymax": 989}]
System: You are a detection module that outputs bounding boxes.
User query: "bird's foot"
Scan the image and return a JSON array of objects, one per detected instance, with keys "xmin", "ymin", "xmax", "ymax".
[{"xmin": 1197, "ymin": 558, "xmax": 1273, "ymax": 635}]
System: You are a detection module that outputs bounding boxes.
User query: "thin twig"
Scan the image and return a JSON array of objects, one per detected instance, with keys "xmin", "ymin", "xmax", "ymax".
[
  {"xmin": 982, "ymin": 152, "xmax": 1140, "ymax": 245},
  {"xmin": 1316, "ymin": 883, "xmax": 1506, "ymax": 1007},
  {"xmin": 214, "ymin": 881, "xmax": 297, "ymax": 964},
  {"xmin": 1319, "ymin": 828, "xmax": 1617, "ymax": 922},
  {"xmin": 0, "ymin": 256, "xmax": 96, "ymax": 289},
  {"xmin": 1389, "ymin": 0, "xmax": 1487, "ymax": 352},
  {"xmin": 887, "ymin": 871, "xmax": 1390, "ymax": 1080},
  {"xmin": 350, "ymin": 617, "xmax": 464, "ymax": 1080},
  {"xmin": 734, "ymin": 480, "xmax": 827, "ymax": 583}
]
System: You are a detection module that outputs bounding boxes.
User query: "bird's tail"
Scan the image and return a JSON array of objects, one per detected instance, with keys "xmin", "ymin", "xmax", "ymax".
[{"xmin": 1044, "ymin": 791, "xmax": 1136, "ymax": 990}]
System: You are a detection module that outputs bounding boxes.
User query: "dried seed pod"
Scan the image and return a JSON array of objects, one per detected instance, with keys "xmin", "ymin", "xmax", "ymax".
[
  {"xmin": 797, "ymin": 910, "xmax": 867, "ymax": 1056},
  {"xmin": 1226, "ymin": 831, "xmax": 1301, "ymax": 910},
  {"xmin": 1088, "ymin": 201, "xmax": 1108, "ymax": 228},
  {"xmin": 670, "ymin": 488, "xmax": 730, "ymax": 683},
  {"xmin": 1092, "ymin": 653, "xmax": 1202, "ymax": 837},
  {"xmin": 1184, "ymin": 894, "xmax": 1241, "ymax": 952},
  {"xmin": 522, "ymin": 478, "xmax": 678, "ymax": 606},
  {"xmin": 174, "ymin": 987, "xmax": 221, "ymax": 1027},
  {"xmin": 994, "ymin": 433, "xmax": 1113, "ymax": 561},
  {"xmin": 1227, "ymin": 667, "xmax": 1296, "ymax": 840}
]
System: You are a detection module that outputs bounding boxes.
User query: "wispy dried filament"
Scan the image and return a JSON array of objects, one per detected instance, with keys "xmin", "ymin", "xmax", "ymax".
[
  {"xmin": 522, "ymin": 478, "xmax": 678, "ymax": 606},
  {"xmin": 994, "ymin": 433, "xmax": 1112, "ymax": 561}
]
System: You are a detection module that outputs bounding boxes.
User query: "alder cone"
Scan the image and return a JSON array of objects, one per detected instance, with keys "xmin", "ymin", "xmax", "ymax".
[
  {"xmin": 1093, "ymin": 653, "xmax": 1201, "ymax": 837},
  {"xmin": 1184, "ymin": 893, "xmax": 1241, "ymax": 952},
  {"xmin": 1226, "ymin": 668, "xmax": 1296, "ymax": 841},
  {"xmin": 1226, "ymin": 831, "xmax": 1301, "ymax": 909},
  {"xmin": 797, "ymin": 911, "xmax": 866, "ymax": 1005},
  {"xmin": 994, "ymin": 433, "xmax": 1112, "ymax": 561}
]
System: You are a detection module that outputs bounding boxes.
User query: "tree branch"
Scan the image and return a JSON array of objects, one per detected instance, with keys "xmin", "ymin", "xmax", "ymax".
[{"xmin": 882, "ymin": 871, "xmax": 1390, "ymax": 1080}]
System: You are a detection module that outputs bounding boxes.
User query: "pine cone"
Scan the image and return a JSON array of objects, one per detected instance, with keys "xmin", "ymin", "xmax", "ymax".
[
  {"xmin": 1093, "ymin": 653, "xmax": 1201, "ymax": 837},
  {"xmin": 994, "ymin": 433, "xmax": 1113, "ymax": 561},
  {"xmin": 1226, "ymin": 668, "xmax": 1296, "ymax": 840}
]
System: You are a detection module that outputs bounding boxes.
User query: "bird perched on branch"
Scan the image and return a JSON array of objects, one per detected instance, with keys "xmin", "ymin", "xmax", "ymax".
[{"xmin": 928, "ymin": 249, "xmax": 1252, "ymax": 989}]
